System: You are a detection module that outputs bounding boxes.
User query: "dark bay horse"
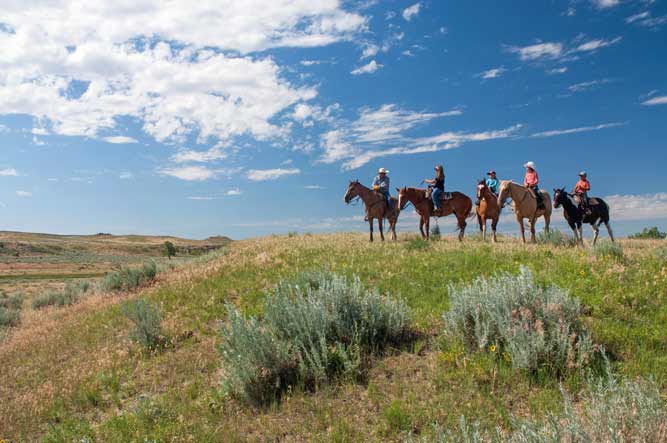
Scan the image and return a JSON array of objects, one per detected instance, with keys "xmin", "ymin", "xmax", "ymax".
[
  {"xmin": 397, "ymin": 187, "xmax": 473, "ymax": 241},
  {"xmin": 476, "ymin": 180, "xmax": 500, "ymax": 242},
  {"xmin": 344, "ymin": 180, "xmax": 399, "ymax": 242},
  {"xmin": 553, "ymin": 188, "xmax": 614, "ymax": 246}
]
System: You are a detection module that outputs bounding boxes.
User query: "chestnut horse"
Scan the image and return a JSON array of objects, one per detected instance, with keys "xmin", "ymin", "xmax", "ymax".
[
  {"xmin": 476, "ymin": 180, "xmax": 500, "ymax": 242},
  {"xmin": 344, "ymin": 180, "xmax": 399, "ymax": 242},
  {"xmin": 497, "ymin": 181, "xmax": 551, "ymax": 243},
  {"xmin": 397, "ymin": 187, "xmax": 473, "ymax": 241}
]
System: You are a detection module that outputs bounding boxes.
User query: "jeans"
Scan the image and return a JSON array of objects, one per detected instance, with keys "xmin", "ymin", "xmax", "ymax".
[{"xmin": 432, "ymin": 188, "xmax": 443, "ymax": 209}]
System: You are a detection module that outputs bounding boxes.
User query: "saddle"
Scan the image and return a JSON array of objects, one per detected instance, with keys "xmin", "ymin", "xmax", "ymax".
[
  {"xmin": 574, "ymin": 195, "xmax": 599, "ymax": 206},
  {"xmin": 425, "ymin": 189, "xmax": 453, "ymax": 201}
]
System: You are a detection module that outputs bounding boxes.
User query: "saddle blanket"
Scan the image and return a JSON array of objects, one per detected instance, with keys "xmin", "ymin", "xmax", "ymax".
[{"xmin": 440, "ymin": 192, "xmax": 453, "ymax": 201}]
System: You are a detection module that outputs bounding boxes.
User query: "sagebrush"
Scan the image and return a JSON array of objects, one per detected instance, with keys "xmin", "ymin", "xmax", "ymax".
[
  {"xmin": 102, "ymin": 260, "xmax": 157, "ymax": 292},
  {"xmin": 121, "ymin": 299, "xmax": 165, "ymax": 351},
  {"xmin": 443, "ymin": 267, "xmax": 602, "ymax": 377},
  {"xmin": 220, "ymin": 271, "xmax": 413, "ymax": 404},
  {"xmin": 536, "ymin": 229, "xmax": 577, "ymax": 247},
  {"xmin": 593, "ymin": 241, "xmax": 624, "ymax": 261}
]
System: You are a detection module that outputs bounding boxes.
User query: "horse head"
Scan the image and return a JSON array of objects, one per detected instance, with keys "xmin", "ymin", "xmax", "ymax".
[
  {"xmin": 552, "ymin": 187, "xmax": 567, "ymax": 208},
  {"xmin": 397, "ymin": 187, "xmax": 409, "ymax": 210},
  {"xmin": 497, "ymin": 180, "xmax": 512, "ymax": 208},
  {"xmin": 344, "ymin": 180, "xmax": 359, "ymax": 204},
  {"xmin": 476, "ymin": 179, "xmax": 486, "ymax": 200}
]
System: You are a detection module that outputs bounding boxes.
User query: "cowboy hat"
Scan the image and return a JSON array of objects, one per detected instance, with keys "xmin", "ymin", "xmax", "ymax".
[
  {"xmin": 378, "ymin": 167, "xmax": 389, "ymax": 174},
  {"xmin": 579, "ymin": 171, "xmax": 587, "ymax": 176},
  {"xmin": 523, "ymin": 161, "xmax": 536, "ymax": 169}
]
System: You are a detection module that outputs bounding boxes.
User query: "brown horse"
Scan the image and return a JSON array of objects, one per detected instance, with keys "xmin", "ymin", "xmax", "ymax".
[
  {"xmin": 397, "ymin": 187, "xmax": 473, "ymax": 241},
  {"xmin": 476, "ymin": 180, "xmax": 500, "ymax": 243},
  {"xmin": 344, "ymin": 181, "xmax": 399, "ymax": 242},
  {"xmin": 497, "ymin": 181, "xmax": 551, "ymax": 243}
]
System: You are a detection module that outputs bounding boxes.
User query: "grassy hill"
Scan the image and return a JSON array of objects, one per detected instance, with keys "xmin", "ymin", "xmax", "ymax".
[{"xmin": 1, "ymin": 233, "xmax": 666, "ymax": 442}]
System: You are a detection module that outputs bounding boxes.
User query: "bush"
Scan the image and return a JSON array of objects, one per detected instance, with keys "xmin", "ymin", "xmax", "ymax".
[
  {"xmin": 0, "ymin": 292, "xmax": 24, "ymax": 310},
  {"xmin": 102, "ymin": 260, "xmax": 157, "ymax": 292},
  {"xmin": 443, "ymin": 267, "xmax": 602, "ymax": 378},
  {"xmin": 219, "ymin": 271, "xmax": 413, "ymax": 404},
  {"xmin": 163, "ymin": 241, "xmax": 176, "ymax": 259},
  {"xmin": 32, "ymin": 289, "xmax": 79, "ymax": 310},
  {"xmin": 628, "ymin": 226, "xmax": 667, "ymax": 240},
  {"xmin": 594, "ymin": 241, "xmax": 624, "ymax": 261},
  {"xmin": 421, "ymin": 377, "xmax": 667, "ymax": 442},
  {"xmin": 0, "ymin": 306, "xmax": 21, "ymax": 327},
  {"xmin": 121, "ymin": 299, "xmax": 165, "ymax": 351},
  {"xmin": 536, "ymin": 229, "xmax": 577, "ymax": 247}
]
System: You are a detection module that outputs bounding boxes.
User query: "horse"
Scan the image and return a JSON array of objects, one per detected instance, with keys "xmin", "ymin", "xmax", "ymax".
[
  {"xmin": 497, "ymin": 181, "xmax": 552, "ymax": 243},
  {"xmin": 553, "ymin": 188, "xmax": 614, "ymax": 246},
  {"xmin": 397, "ymin": 187, "xmax": 473, "ymax": 241},
  {"xmin": 476, "ymin": 180, "xmax": 500, "ymax": 243},
  {"xmin": 344, "ymin": 180, "xmax": 399, "ymax": 242}
]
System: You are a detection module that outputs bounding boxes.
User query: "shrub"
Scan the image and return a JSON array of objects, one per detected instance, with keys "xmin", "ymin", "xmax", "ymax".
[
  {"xmin": 420, "ymin": 377, "xmax": 667, "ymax": 442},
  {"xmin": 102, "ymin": 260, "xmax": 157, "ymax": 292},
  {"xmin": 654, "ymin": 247, "xmax": 667, "ymax": 262},
  {"xmin": 121, "ymin": 299, "xmax": 165, "ymax": 351},
  {"xmin": 219, "ymin": 271, "xmax": 412, "ymax": 404},
  {"xmin": 536, "ymin": 229, "xmax": 577, "ymax": 247},
  {"xmin": 594, "ymin": 241, "xmax": 624, "ymax": 261},
  {"xmin": 0, "ymin": 306, "xmax": 21, "ymax": 327},
  {"xmin": 443, "ymin": 267, "xmax": 601, "ymax": 378},
  {"xmin": 430, "ymin": 224, "xmax": 441, "ymax": 240},
  {"xmin": 0, "ymin": 292, "xmax": 24, "ymax": 310},
  {"xmin": 32, "ymin": 289, "xmax": 79, "ymax": 310},
  {"xmin": 628, "ymin": 226, "xmax": 667, "ymax": 240},
  {"xmin": 163, "ymin": 241, "xmax": 176, "ymax": 259}
]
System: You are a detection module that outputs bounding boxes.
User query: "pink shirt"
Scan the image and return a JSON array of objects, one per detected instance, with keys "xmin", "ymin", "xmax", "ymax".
[{"xmin": 524, "ymin": 170, "xmax": 539, "ymax": 187}]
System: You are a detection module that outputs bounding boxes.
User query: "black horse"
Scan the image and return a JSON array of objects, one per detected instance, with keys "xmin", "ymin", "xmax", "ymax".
[{"xmin": 553, "ymin": 188, "xmax": 614, "ymax": 246}]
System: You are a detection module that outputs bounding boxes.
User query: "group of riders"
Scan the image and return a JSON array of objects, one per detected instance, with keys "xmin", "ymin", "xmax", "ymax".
[{"xmin": 371, "ymin": 161, "xmax": 593, "ymax": 213}]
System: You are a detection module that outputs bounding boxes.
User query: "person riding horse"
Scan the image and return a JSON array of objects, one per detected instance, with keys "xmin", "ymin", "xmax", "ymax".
[
  {"xmin": 424, "ymin": 164, "xmax": 445, "ymax": 212},
  {"xmin": 573, "ymin": 171, "xmax": 591, "ymax": 214},
  {"xmin": 372, "ymin": 167, "xmax": 392, "ymax": 212},
  {"xmin": 524, "ymin": 161, "xmax": 544, "ymax": 208},
  {"xmin": 476, "ymin": 170, "xmax": 499, "ymax": 206}
]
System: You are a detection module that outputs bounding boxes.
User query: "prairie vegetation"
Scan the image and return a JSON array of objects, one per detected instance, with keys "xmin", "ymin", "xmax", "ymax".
[{"xmin": 1, "ymin": 232, "xmax": 666, "ymax": 442}]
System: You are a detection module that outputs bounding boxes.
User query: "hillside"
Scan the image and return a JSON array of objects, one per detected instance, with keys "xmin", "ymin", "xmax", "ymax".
[{"xmin": 1, "ymin": 233, "xmax": 666, "ymax": 442}]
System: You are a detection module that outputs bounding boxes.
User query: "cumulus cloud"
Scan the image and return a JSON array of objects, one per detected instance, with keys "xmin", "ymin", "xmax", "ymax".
[
  {"xmin": 605, "ymin": 193, "xmax": 667, "ymax": 221},
  {"xmin": 103, "ymin": 136, "xmax": 138, "ymax": 144},
  {"xmin": 0, "ymin": 1, "xmax": 366, "ymax": 147},
  {"xmin": 171, "ymin": 146, "xmax": 227, "ymax": 163},
  {"xmin": 402, "ymin": 3, "xmax": 422, "ymax": 21},
  {"xmin": 351, "ymin": 60, "xmax": 383, "ymax": 75},
  {"xmin": 530, "ymin": 122, "xmax": 626, "ymax": 138},
  {"xmin": 0, "ymin": 168, "xmax": 19, "ymax": 176},
  {"xmin": 642, "ymin": 96, "xmax": 667, "ymax": 106},
  {"xmin": 158, "ymin": 166, "xmax": 217, "ymax": 181},
  {"xmin": 246, "ymin": 168, "xmax": 301, "ymax": 181},
  {"xmin": 478, "ymin": 68, "xmax": 506, "ymax": 79},
  {"xmin": 226, "ymin": 188, "xmax": 242, "ymax": 196}
]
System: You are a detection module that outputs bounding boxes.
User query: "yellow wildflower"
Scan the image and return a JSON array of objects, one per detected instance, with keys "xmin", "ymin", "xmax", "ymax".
[{"xmin": 489, "ymin": 344, "xmax": 497, "ymax": 353}]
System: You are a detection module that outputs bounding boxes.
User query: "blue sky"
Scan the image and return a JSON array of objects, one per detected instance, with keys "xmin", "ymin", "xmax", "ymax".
[{"xmin": 1, "ymin": 0, "xmax": 666, "ymax": 239}]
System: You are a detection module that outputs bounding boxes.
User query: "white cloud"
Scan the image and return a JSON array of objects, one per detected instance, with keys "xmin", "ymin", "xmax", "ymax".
[
  {"xmin": 402, "ymin": 3, "xmax": 422, "ymax": 21},
  {"xmin": 478, "ymin": 68, "xmax": 506, "ymax": 79},
  {"xmin": 158, "ymin": 166, "xmax": 217, "ymax": 181},
  {"xmin": 103, "ymin": 136, "xmax": 138, "ymax": 144},
  {"xmin": 16, "ymin": 190, "xmax": 32, "ymax": 197},
  {"xmin": 626, "ymin": 11, "xmax": 650, "ymax": 23},
  {"xmin": 246, "ymin": 168, "xmax": 300, "ymax": 181},
  {"xmin": 592, "ymin": 0, "xmax": 620, "ymax": 8},
  {"xmin": 547, "ymin": 67, "xmax": 568, "ymax": 74},
  {"xmin": 530, "ymin": 122, "xmax": 626, "ymax": 138},
  {"xmin": 361, "ymin": 43, "xmax": 380, "ymax": 59},
  {"xmin": 171, "ymin": 146, "xmax": 227, "ymax": 163},
  {"xmin": 31, "ymin": 127, "xmax": 49, "ymax": 135},
  {"xmin": 0, "ymin": 1, "xmax": 366, "ymax": 148},
  {"xmin": 226, "ymin": 188, "xmax": 242, "ymax": 196},
  {"xmin": 605, "ymin": 193, "xmax": 667, "ymax": 221},
  {"xmin": 300, "ymin": 60, "xmax": 322, "ymax": 66},
  {"xmin": 188, "ymin": 196, "xmax": 216, "ymax": 201},
  {"xmin": 568, "ymin": 78, "xmax": 613, "ymax": 93},
  {"xmin": 351, "ymin": 60, "xmax": 383, "ymax": 75},
  {"xmin": 507, "ymin": 42, "xmax": 563, "ymax": 61},
  {"xmin": 304, "ymin": 185, "xmax": 326, "ymax": 189},
  {"xmin": 642, "ymin": 96, "xmax": 667, "ymax": 106},
  {"xmin": 0, "ymin": 168, "xmax": 18, "ymax": 177},
  {"xmin": 0, "ymin": 124, "xmax": 9, "ymax": 133},
  {"xmin": 119, "ymin": 172, "xmax": 133, "ymax": 179},
  {"xmin": 575, "ymin": 36, "xmax": 622, "ymax": 52},
  {"xmin": 625, "ymin": 11, "xmax": 667, "ymax": 27}
]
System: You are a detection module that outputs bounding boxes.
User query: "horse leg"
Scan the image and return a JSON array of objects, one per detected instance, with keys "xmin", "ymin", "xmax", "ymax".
[
  {"xmin": 605, "ymin": 222, "xmax": 614, "ymax": 242},
  {"xmin": 419, "ymin": 217, "xmax": 425, "ymax": 239},
  {"xmin": 529, "ymin": 218, "xmax": 537, "ymax": 243},
  {"xmin": 518, "ymin": 217, "xmax": 526, "ymax": 243},
  {"xmin": 477, "ymin": 214, "xmax": 483, "ymax": 233},
  {"xmin": 425, "ymin": 217, "xmax": 431, "ymax": 241},
  {"xmin": 592, "ymin": 220, "xmax": 600, "ymax": 246},
  {"xmin": 481, "ymin": 217, "xmax": 487, "ymax": 241},
  {"xmin": 378, "ymin": 218, "xmax": 385, "ymax": 242},
  {"xmin": 390, "ymin": 218, "xmax": 397, "ymax": 241},
  {"xmin": 491, "ymin": 218, "xmax": 498, "ymax": 243},
  {"xmin": 369, "ymin": 219, "xmax": 374, "ymax": 242},
  {"xmin": 458, "ymin": 216, "xmax": 466, "ymax": 242}
]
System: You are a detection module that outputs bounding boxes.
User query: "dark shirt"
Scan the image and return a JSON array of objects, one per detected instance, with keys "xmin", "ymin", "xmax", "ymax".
[{"xmin": 434, "ymin": 176, "xmax": 444, "ymax": 191}]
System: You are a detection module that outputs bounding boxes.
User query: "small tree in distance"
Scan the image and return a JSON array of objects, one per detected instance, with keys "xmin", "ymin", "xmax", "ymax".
[
  {"xmin": 163, "ymin": 241, "xmax": 176, "ymax": 259},
  {"xmin": 628, "ymin": 226, "xmax": 667, "ymax": 240}
]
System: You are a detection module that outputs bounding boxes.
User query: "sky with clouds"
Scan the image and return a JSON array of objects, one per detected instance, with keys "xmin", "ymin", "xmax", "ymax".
[{"xmin": 1, "ymin": 0, "xmax": 666, "ymax": 239}]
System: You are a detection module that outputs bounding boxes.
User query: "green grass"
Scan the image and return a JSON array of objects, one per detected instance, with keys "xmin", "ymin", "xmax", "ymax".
[{"xmin": 2, "ymin": 235, "xmax": 667, "ymax": 442}]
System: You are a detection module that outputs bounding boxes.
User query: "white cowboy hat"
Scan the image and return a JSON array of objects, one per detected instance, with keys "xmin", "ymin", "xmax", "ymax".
[
  {"xmin": 378, "ymin": 167, "xmax": 389, "ymax": 174},
  {"xmin": 579, "ymin": 171, "xmax": 587, "ymax": 176},
  {"xmin": 523, "ymin": 161, "xmax": 536, "ymax": 169}
]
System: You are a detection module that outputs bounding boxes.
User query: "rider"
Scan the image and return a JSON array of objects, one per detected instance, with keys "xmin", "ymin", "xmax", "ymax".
[
  {"xmin": 475, "ymin": 170, "xmax": 499, "ymax": 206},
  {"xmin": 424, "ymin": 164, "xmax": 445, "ymax": 212},
  {"xmin": 372, "ymin": 167, "xmax": 392, "ymax": 211},
  {"xmin": 523, "ymin": 161, "xmax": 543, "ymax": 207},
  {"xmin": 573, "ymin": 171, "xmax": 591, "ymax": 213}
]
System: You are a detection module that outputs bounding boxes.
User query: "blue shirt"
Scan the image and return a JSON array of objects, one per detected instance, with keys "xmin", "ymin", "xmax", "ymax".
[
  {"xmin": 486, "ymin": 178, "xmax": 499, "ymax": 194},
  {"xmin": 372, "ymin": 175, "xmax": 390, "ymax": 196}
]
